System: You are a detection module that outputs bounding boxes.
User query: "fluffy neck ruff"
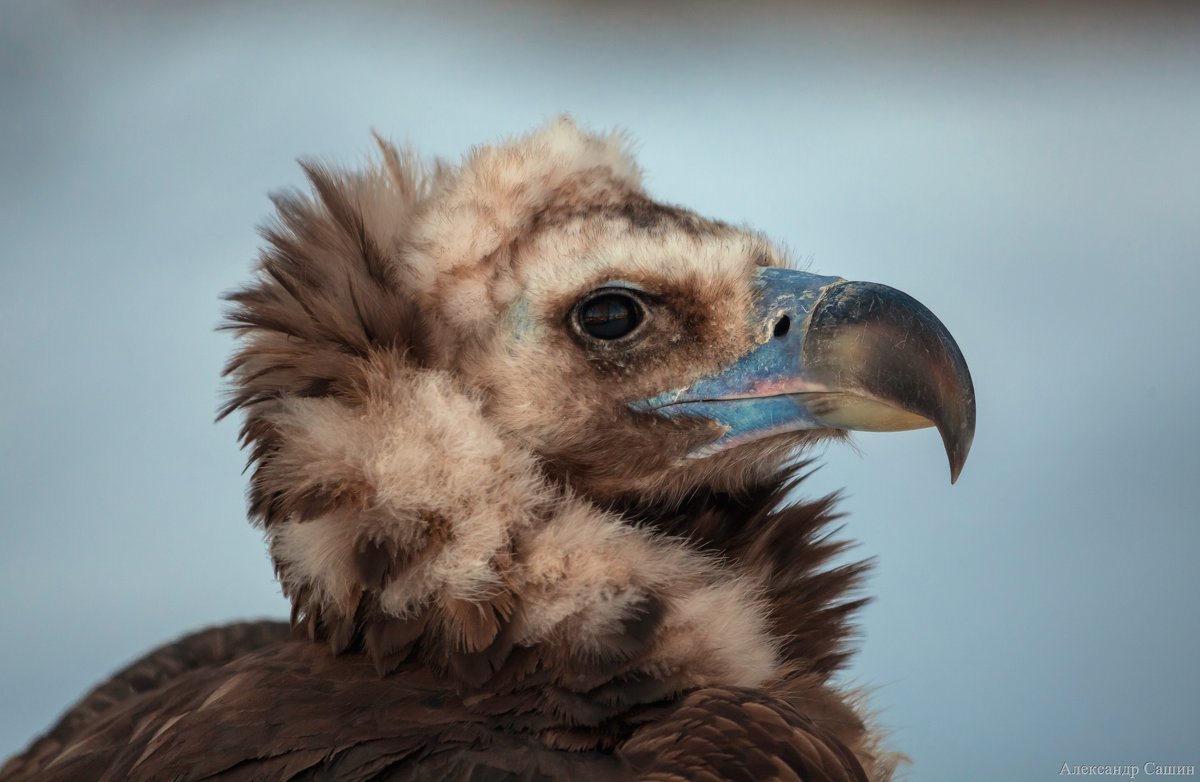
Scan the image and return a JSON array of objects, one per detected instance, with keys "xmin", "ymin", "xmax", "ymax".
[{"xmin": 221, "ymin": 122, "xmax": 893, "ymax": 778}]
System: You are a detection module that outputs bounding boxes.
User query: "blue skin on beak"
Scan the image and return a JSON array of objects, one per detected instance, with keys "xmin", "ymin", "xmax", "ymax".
[
  {"xmin": 631, "ymin": 267, "xmax": 977, "ymax": 480},
  {"xmin": 631, "ymin": 268, "xmax": 846, "ymax": 457}
]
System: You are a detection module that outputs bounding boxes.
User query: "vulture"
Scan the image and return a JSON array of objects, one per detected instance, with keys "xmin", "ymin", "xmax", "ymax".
[{"xmin": 1, "ymin": 118, "xmax": 975, "ymax": 782}]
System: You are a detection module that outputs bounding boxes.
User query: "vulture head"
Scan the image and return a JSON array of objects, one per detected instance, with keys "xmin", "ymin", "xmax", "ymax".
[
  {"xmin": 1, "ymin": 118, "xmax": 974, "ymax": 782},
  {"xmin": 218, "ymin": 117, "xmax": 973, "ymax": 774}
]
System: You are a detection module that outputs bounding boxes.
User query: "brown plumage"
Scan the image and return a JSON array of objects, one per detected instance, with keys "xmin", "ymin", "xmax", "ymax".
[{"xmin": 2, "ymin": 118, "xmax": 976, "ymax": 781}]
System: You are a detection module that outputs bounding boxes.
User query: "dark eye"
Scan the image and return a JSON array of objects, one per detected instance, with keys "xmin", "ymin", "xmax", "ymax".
[{"xmin": 577, "ymin": 291, "xmax": 644, "ymax": 340}]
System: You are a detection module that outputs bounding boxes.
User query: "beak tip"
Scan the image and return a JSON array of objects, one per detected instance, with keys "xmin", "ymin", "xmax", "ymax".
[
  {"xmin": 943, "ymin": 424, "xmax": 974, "ymax": 485},
  {"xmin": 809, "ymin": 279, "xmax": 977, "ymax": 487}
]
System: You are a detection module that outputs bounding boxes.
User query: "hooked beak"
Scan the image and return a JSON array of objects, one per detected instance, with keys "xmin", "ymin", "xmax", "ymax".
[{"xmin": 632, "ymin": 267, "xmax": 976, "ymax": 483}]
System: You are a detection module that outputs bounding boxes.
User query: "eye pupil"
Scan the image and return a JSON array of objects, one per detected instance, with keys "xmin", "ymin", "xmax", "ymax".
[{"xmin": 579, "ymin": 293, "xmax": 642, "ymax": 340}]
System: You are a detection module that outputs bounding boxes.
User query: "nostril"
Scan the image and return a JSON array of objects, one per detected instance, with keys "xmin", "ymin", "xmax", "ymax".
[{"xmin": 773, "ymin": 315, "xmax": 791, "ymax": 339}]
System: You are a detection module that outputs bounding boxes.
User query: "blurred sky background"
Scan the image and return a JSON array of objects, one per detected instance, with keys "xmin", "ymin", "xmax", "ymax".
[{"xmin": 1, "ymin": 1, "xmax": 1197, "ymax": 779}]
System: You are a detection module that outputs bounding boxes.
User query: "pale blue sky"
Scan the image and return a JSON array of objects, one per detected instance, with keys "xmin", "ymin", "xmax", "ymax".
[{"xmin": 1, "ymin": 2, "xmax": 1197, "ymax": 778}]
